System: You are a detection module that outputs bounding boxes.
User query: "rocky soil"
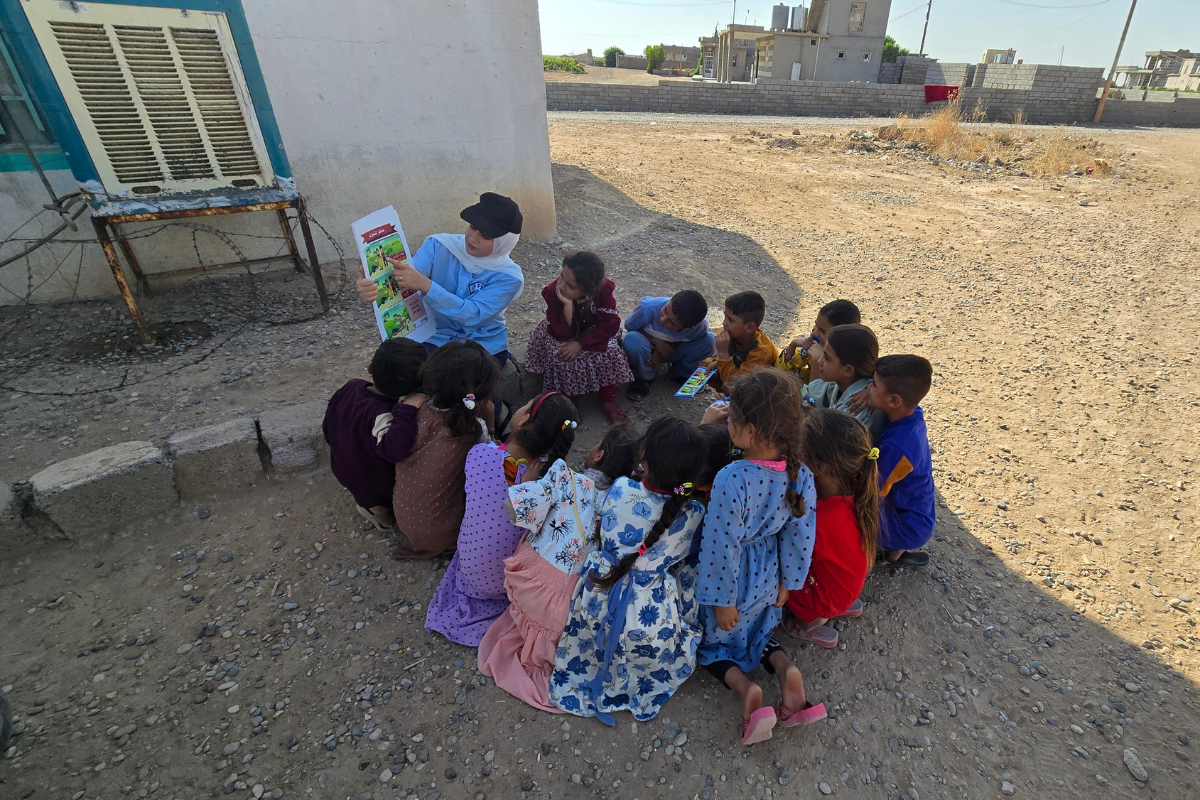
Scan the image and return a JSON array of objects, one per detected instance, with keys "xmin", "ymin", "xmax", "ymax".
[{"xmin": 1, "ymin": 114, "xmax": 1198, "ymax": 800}]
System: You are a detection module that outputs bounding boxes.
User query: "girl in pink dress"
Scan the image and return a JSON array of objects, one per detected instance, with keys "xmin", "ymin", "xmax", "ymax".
[
  {"xmin": 476, "ymin": 424, "xmax": 635, "ymax": 711},
  {"xmin": 425, "ymin": 393, "xmax": 579, "ymax": 646}
]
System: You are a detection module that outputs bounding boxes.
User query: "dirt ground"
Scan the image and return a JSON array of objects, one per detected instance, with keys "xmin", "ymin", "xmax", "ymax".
[{"xmin": 2, "ymin": 113, "xmax": 1198, "ymax": 800}]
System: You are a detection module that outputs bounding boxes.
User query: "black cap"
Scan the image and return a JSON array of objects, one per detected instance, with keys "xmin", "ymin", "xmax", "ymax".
[{"xmin": 460, "ymin": 192, "xmax": 523, "ymax": 239}]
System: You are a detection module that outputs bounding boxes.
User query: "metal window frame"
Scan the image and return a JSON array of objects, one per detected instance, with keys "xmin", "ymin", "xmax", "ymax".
[{"xmin": 0, "ymin": 0, "xmax": 290, "ymax": 185}]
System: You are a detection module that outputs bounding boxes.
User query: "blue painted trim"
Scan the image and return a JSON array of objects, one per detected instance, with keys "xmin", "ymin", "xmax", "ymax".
[
  {"xmin": 0, "ymin": 0, "xmax": 291, "ymax": 185},
  {"xmin": 0, "ymin": 0, "xmax": 99, "ymax": 182},
  {"xmin": 0, "ymin": 149, "xmax": 69, "ymax": 173}
]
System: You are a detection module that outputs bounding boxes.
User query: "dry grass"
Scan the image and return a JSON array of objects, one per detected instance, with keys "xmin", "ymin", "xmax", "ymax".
[{"xmin": 877, "ymin": 102, "xmax": 1124, "ymax": 177}]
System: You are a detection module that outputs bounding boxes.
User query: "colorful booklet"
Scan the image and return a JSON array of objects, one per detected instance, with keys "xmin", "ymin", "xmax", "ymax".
[
  {"xmin": 674, "ymin": 365, "xmax": 716, "ymax": 398},
  {"xmin": 352, "ymin": 206, "xmax": 436, "ymax": 343}
]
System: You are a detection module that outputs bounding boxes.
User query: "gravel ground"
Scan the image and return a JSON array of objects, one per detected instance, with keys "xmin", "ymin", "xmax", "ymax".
[{"xmin": 2, "ymin": 115, "xmax": 1198, "ymax": 800}]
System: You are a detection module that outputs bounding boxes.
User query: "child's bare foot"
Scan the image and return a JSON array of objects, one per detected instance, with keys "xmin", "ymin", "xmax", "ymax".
[
  {"xmin": 741, "ymin": 681, "xmax": 764, "ymax": 723},
  {"xmin": 779, "ymin": 663, "xmax": 806, "ymax": 711}
]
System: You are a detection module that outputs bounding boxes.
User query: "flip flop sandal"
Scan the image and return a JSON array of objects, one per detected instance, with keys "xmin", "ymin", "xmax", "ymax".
[
  {"xmin": 776, "ymin": 701, "xmax": 827, "ymax": 728},
  {"xmin": 602, "ymin": 403, "xmax": 628, "ymax": 424},
  {"xmin": 741, "ymin": 706, "xmax": 777, "ymax": 745},
  {"xmin": 840, "ymin": 599, "xmax": 864, "ymax": 617},
  {"xmin": 627, "ymin": 380, "xmax": 651, "ymax": 402},
  {"xmin": 356, "ymin": 505, "xmax": 394, "ymax": 532},
  {"xmin": 797, "ymin": 624, "xmax": 839, "ymax": 648},
  {"xmin": 878, "ymin": 550, "xmax": 930, "ymax": 569}
]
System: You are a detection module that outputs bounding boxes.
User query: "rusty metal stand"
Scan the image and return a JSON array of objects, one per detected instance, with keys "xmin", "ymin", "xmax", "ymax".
[{"xmin": 92, "ymin": 196, "xmax": 330, "ymax": 340}]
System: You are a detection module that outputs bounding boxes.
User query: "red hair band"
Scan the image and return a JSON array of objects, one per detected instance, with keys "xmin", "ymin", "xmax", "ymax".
[{"xmin": 530, "ymin": 391, "xmax": 560, "ymax": 417}]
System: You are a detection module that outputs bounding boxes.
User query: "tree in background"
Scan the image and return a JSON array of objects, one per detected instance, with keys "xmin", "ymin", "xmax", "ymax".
[
  {"xmin": 603, "ymin": 46, "xmax": 624, "ymax": 68},
  {"xmin": 644, "ymin": 44, "xmax": 666, "ymax": 74},
  {"xmin": 882, "ymin": 35, "xmax": 909, "ymax": 64}
]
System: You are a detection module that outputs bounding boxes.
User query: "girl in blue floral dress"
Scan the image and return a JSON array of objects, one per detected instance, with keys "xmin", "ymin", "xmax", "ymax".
[
  {"xmin": 549, "ymin": 417, "xmax": 707, "ymax": 725},
  {"xmin": 697, "ymin": 370, "xmax": 823, "ymax": 745}
]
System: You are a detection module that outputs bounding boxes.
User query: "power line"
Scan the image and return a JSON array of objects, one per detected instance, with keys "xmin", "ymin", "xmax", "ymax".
[{"xmin": 991, "ymin": 0, "xmax": 1112, "ymax": 8}]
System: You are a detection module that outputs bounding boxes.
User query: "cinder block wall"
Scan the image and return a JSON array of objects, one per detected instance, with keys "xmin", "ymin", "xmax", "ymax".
[{"xmin": 544, "ymin": 78, "xmax": 1200, "ymax": 127}]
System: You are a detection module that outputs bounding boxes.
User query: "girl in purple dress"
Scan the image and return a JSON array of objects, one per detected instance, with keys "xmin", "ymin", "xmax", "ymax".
[{"xmin": 425, "ymin": 393, "xmax": 580, "ymax": 646}]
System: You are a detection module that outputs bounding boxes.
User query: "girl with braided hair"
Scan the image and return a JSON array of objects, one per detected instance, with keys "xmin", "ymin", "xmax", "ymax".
[
  {"xmin": 426, "ymin": 392, "xmax": 581, "ymax": 646},
  {"xmin": 696, "ymin": 369, "xmax": 822, "ymax": 745},
  {"xmin": 782, "ymin": 408, "xmax": 880, "ymax": 648},
  {"xmin": 548, "ymin": 417, "xmax": 707, "ymax": 724}
]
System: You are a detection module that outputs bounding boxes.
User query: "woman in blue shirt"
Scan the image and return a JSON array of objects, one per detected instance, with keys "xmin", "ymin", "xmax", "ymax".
[{"xmin": 356, "ymin": 193, "xmax": 525, "ymax": 366}]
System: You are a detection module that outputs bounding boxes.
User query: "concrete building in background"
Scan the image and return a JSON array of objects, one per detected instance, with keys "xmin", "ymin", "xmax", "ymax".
[
  {"xmin": 982, "ymin": 48, "xmax": 1018, "ymax": 65},
  {"xmin": 727, "ymin": 0, "xmax": 893, "ymax": 84},
  {"xmin": 1116, "ymin": 50, "xmax": 1200, "ymax": 91},
  {"xmin": 0, "ymin": 0, "xmax": 554, "ymax": 305},
  {"xmin": 703, "ymin": 26, "xmax": 761, "ymax": 82}
]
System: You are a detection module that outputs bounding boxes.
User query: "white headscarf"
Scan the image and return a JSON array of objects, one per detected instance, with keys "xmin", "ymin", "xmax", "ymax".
[{"xmin": 430, "ymin": 232, "xmax": 523, "ymax": 280}]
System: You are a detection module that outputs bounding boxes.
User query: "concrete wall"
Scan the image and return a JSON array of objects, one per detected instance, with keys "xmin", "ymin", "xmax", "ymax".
[
  {"xmin": 0, "ymin": 0, "xmax": 555, "ymax": 306},
  {"xmin": 616, "ymin": 54, "xmax": 649, "ymax": 70},
  {"xmin": 545, "ymin": 78, "xmax": 1200, "ymax": 127}
]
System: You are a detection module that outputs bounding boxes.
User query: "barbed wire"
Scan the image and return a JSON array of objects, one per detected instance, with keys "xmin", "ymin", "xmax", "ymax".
[{"xmin": 0, "ymin": 202, "xmax": 351, "ymax": 397}]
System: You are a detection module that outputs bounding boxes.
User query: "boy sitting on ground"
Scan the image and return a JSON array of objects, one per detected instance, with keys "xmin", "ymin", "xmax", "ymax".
[
  {"xmin": 866, "ymin": 354, "xmax": 935, "ymax": 568},
  {"xmin": 704, "ymin": 291, "xmax": 780, "ymax": 392},
  {"xmin": 622, "ymin": 289, "xmax": 716, "ymax": 401},
  {"xmin": 323, "ymin": 338, "xmax": 428, "ymax": 531},
  {"xmin": 777, "ymin": 299, "xmax": 861, "ymax": 384}
]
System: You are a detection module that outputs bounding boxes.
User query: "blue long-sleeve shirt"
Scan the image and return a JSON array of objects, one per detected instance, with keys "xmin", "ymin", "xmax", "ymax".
[
  {"xmin": 624, "ymin": 296, "xmax": 709, "ymax": 344},
  {"xmin": 877, "ymin": 407, "xmax": 936, "ymax": 551},
  {"xmin": 412, "ymin": 238, "xmax": 524, "ymax": 354}
]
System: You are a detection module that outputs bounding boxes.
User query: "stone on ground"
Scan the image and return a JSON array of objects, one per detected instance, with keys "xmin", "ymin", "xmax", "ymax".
[
  {"xmin": 167, "ymin": 419, "xmax": 262, "ymax": 500},
  {"xmin": 258, "ymin": 400, "xmax": 328, "ymax": 471},
  {"xmin": 28, "ymin": 441, "xmax": 175, "ymax": 537}
]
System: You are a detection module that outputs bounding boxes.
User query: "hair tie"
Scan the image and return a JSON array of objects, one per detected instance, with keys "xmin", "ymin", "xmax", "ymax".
[
  {"xmin": 787, "ymin": 481, "xmax": 798, "ymax": 492},
  {"xmin": 462, "ymin": 393, "xmax": 476, "ymax": 410},
  {"xmin": 674, "ymin": 482, "xmax": 694, "ymax": 496},
  {"xmin": 562, "ymin": 419, "xmax": 578, "ymax": 431},
  {"xmin": 637, "ymin": 543, "xmax": 648, "ymax": 556},
  {"xmin": 867, "ymin": 447, "xmax": 879, "ymax": 461}
]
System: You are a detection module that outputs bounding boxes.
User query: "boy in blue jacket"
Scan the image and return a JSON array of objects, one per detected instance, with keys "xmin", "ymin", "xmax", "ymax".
[
  {"xmin": 622, "ymin": 290, "xmax": 716, "ymax": 401},
  {"xmin": 866, "ymin": 355, "xmax": 935, "ymax": 568}
]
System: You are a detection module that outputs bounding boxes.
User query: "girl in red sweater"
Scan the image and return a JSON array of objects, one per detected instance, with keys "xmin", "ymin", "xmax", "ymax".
[
  {"xmin": 524, "ymin": 252, "xmax": 633, "ymax": 423},
  {"xmin": 784, "ymin": 408, "xmax": 880, "ymax": 648}
]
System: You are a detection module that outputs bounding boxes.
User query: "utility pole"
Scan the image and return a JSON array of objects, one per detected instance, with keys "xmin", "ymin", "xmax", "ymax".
[
  {"xmin": 1059, "ymin": 46, "xmax": 1065, "ymax": 66},
  {"xmin": 727, "ymin": 0, "xmax": 737, "ymax": 84},
  {"xmin": 918, "ymin": 0, "xmax": 933, "ymax": 55},
  {"xmin": 1095, "ymin": 0, "xmax": 1137, "ymax": 124}
]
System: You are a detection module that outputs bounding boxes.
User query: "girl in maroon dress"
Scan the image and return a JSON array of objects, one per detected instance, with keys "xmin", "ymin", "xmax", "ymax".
[{"xmin": 523, "ymin": 251, "xmax": 633, "ymax": 423}]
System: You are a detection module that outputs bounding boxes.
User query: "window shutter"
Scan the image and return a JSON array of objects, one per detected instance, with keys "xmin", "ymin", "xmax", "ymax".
[{"xmin": 23, "ymin": 1, "xmax": 273, "ymax": 196}]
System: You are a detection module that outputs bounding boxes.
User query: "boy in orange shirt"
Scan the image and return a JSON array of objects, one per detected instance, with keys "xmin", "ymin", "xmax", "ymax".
[{"xmin": 705, "ymin": 291, "xmax": 780, "ymax": 392}]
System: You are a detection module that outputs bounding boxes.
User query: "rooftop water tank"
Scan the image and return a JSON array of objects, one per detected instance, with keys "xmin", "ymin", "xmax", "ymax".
[
  {"xmin": 791, "ymin": 6, "xmax": 808, "ymax": 32},
  {"xmin": 771, "ymin": 4, "xmax": 790, "ymax": 31}
]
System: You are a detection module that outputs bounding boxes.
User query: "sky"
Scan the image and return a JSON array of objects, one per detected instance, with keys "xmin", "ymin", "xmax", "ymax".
[{"xmin": 539, "ymin": 0, "xmax": 1199, "ymax": 71}]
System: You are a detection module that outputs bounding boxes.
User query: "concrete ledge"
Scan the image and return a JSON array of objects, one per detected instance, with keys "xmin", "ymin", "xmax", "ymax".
[
  {"xmin": 259, "ymin": 400, "xmax": 328, "ymax": 471},
  {"xmin": 167, "ymin": 419, "xmax": 263, "ymax": 500},
  {"xmin": 29, "ymin": 441, "xmax": 176, "ymax": 537}
]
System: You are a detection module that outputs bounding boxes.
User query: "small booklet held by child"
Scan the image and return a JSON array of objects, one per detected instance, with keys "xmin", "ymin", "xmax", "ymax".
[
  {"xmin": 352, "ymin": 206, "xmax": 436, "ymax": 343},
  {"xmin": 674, "ymin": 365, "xmax": 716, "ymax": 398}
]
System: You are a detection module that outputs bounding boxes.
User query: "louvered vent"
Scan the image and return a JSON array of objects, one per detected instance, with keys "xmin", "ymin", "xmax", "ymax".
[{"xmin": 24, "ymin": 1, "xmax": 273, "ymax": 196}]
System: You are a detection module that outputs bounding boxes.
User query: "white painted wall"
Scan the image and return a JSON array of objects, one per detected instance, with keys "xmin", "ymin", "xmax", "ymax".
[{"xmin": 0, "ymin": 0, "xmax": 554, "ymax": 306}]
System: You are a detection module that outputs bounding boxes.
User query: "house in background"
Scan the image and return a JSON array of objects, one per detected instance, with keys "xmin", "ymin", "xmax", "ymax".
[
  {"xmin": 0, "ymin": 0, "xmax": 554, "ymax": 305},
  {"xmin": 739, "ymin": 0, "xmax": 893, "ymax": 84},
  {"xmin": 702, "ymin": 26, "xmax": 761, "ymax": 82},
  {"xmin": 1116, "ymin": 50, "xmax": 1200, "ymax": 90},
  {"xmin": 982, "ymin": 48, "xmax": 1018, "ymax": 65}
]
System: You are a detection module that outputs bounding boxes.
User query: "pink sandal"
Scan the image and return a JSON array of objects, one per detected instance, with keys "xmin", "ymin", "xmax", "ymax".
[
  {"xmin": 776, "ymin": 701, "xmax": 827, "ymax": 728},
  {"xmin": 602, "ymin": 402, "xmax": 627, "ymax": 424},
  {"xmin": 797, "ymin": 624, "xmax": 839, "ymax": 648},
  {"xmin": 741, "ymin": 706, "xmax": 777, "ymax": 745},
  {"xmin": 840, "ymin": 599, "xmax": 864, "ymax": 618}
]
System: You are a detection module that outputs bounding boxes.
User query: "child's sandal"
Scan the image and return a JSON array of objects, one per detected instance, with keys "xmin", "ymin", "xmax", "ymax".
[
  {"xmin": 797, "ymin": 624, "xmax": 839, "ymax": 648},
  {"xmin": 776, "ymin": 701, "xmax": 827, "ymax": 728},
  {"xmin": 602, "ymin": 403, "xmax": 627, "ymax": 424},
  {"xmin": 840, "ymin": 599, "xmax": 864, "ymax": 618},
  {"xmin": 740, "ymin": 706, "xmax": 777, "ymax": 745}
]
